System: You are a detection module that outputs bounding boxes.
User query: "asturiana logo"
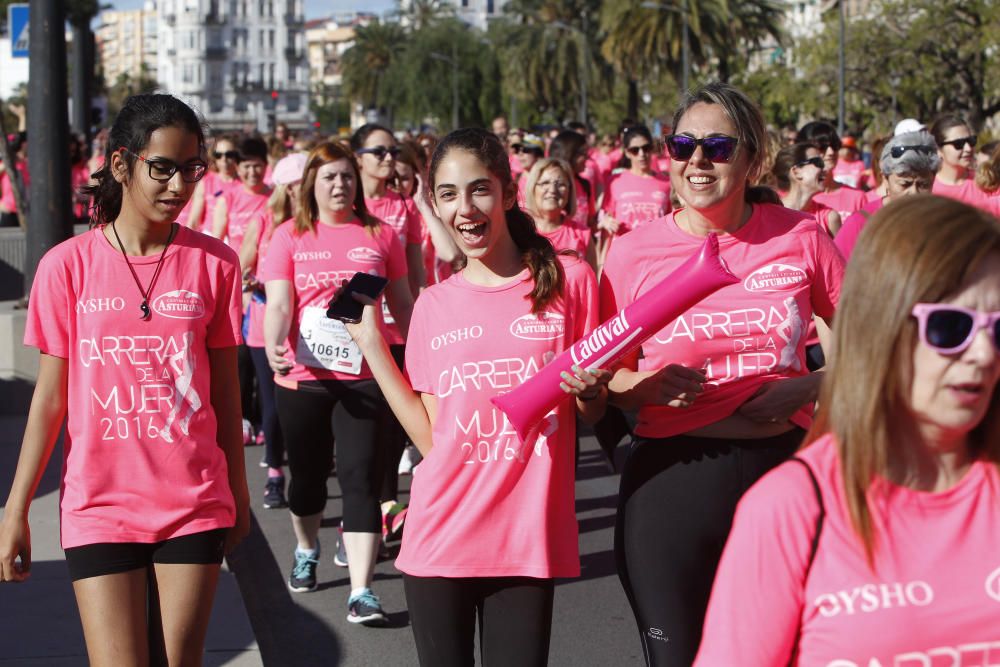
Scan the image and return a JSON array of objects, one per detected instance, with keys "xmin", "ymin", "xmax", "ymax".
[
  {"xmin": 347, "ymin": 247, "xmax": 383, "ymax": 263},
  {"xmin": 152, "ymin": 290, "xmax": 206, "ymax": 319},
  {"xmin": 509, "ymin": 312, "xmax": 565, "ymax": 340},
  {"xmin": 743, "ymin": 263, "xmax": 807, "ymax": 292}
]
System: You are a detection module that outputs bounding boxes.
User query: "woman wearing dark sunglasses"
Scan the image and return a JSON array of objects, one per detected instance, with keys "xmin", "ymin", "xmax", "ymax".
[
  {"xmin": 696, "ymin": 195, "xmax": 1000, "ymax": 666},
  {"xmin": 771, "ymin": 143, "xmax": 841, "ymax": 237},
  {"xmin": 796, "ymin": 121, "xmax": 867, "ymax": 222},
  {"xmin": 835, "ymin": 130, "xmax": 940, "ymax": 262},
  {"xmin": 600, "ymin": 125, "xmax": 672, "ymax": 237},
  {"xmin": 179, "ymin": 135, "xmax": 241, "ymax": 233},
  {"xmin": 930, "ymin": 114, "xmax": 995, "ymax": 212},
  {"xmin": 600, "ymin": 82, "xmax": 844, "ymax": 667}
]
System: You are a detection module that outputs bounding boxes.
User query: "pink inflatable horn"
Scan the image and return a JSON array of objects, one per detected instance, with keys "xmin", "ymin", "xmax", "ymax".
[{"xmin": 491, "ymin": 234, "xmax": 739, "ymax": 441}]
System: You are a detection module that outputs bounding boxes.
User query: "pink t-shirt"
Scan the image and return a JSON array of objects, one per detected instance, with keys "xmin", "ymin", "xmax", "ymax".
[
  {"xmin": 24, "ymin": 225, "xmax": 242, "ymax": 548},
  {"xmin": 599, "ymin": 205, "xmax": 844, "ymax": 438},
  {"xmin": 602, "ymin": 171, "xmax": 672, "ymax": 234},
  {"xmin": 0, "ymin": 161, "xmax": 29, "ymax": 212},
  {"xmin": 245, "ymin": 212, "xmax": 284, "ymax": 348},
  {"xmin": 834, "ymin": 196, "xmax": 884, "ymax": 262},
  {"xmin": 696, "ymin": 435, "xmax": 1000, "ymax": 667},
  {"xmin": 517, "ymin": 176, "xmax": 529, "ymax": 209},
  {"xmin": 366, "ymin": 190, "xmax": 422, "ymax": 344},
  {"xmin": 396, "ymin": 256, "xmax": 598, "ymax": 578},
  {"xmin": 568, "ymin": 176, "xmax": 595, "ymax": 230},
  {"xmin": 259, "ymin": 219, "xmax": 406, "ymax": 386},
  {"xmin": 177, "ymin": 171, "xmax": 238, "ymax": 232},
  {"xmin": 832, "ymin": 157, "xmax": 865, "ymax": 189},
  {"xmin": 813, "ymin": 184, "xmax": 867, "ymax": 221},
  {"xmin": 220, "ymin": 185, "xmax": 269, "ymax": 255},
  {"xmin": 932, "ymin": 177, "xmax": 997, "ymax": 213},
  {"xmin": 539, "ymin": 222, "xmax": 592, "ymax": 257},
  {"xmin": 509, "ymin": 152, "xmax": 523, "ymax": 179},
  {"xmin": 71, "ymin": 163, "xmax": 90, "ymax": 219},
  {"xmin": 590, "ymin": 149, "xmax": 616, "ymax": 188}
]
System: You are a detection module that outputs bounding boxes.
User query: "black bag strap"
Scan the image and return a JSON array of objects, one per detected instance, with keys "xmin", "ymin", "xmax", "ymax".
[{"xmin": 788, "ymin": 456, "xmax": 825, "ymax": 574}]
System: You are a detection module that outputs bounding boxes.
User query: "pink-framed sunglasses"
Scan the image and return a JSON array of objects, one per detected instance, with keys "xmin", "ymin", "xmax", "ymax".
[{"xmin": 911, "ymin": 303, "xmax": 1000, "ymax": 354}]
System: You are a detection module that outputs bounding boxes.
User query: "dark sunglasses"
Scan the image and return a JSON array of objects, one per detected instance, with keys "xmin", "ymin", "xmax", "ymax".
[
  {"xmin": 794, "ymin": 156, "xmax": 825, "ymax": 170},
  {"xmin": 941, "ymin": 135, "xmax": 978, "ymax": 151},
  {"xmin": 815, "ymin": 138, "xmax": 842, "ymax": 153},
  {"xmin": 120, "ymin": 147, "xmax": 207, "ymax": 183},
  {"xmin": 889, "ymin": 144, "xmax": 935, "ymax": 159},
  {"xmin": 356, "ymin": 145, "xmax": 400, "ymax": 160},
  {"xmin": 665, "ymin": 134, "xmax": 739, "ymax": 163},
  {"xmin": 213, "ymin": 150, "xmax": 240, "ymax": 160},
  {"xmin": 626, "ymin": 144, "xmax": 654, "ymax": 156},
  {"xmin": 510, "ymin": 144, "xmax": 524, "ymax": 154},
  {"xmin": 911, "ymin": 303, "xmax": 1000, "ymax": 354}
]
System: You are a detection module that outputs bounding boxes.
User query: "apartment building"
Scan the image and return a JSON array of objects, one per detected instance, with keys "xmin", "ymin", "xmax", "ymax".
[
  {"xmin": 97, "ymin": 4, "xmax": 158, "ymax": 85},
  {"xmin": 155, "ymin": 0, "xmax": 311, "ymax": 132}
]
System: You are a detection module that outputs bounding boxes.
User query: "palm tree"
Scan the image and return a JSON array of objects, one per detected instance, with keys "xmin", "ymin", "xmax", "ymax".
[
  {"xmin": 394, "ymin": 0, "xmax": 455, "ymax": 32},
  {"xmin": 341, "ymin": 20, "xmax": 408, "ymax": 112}
]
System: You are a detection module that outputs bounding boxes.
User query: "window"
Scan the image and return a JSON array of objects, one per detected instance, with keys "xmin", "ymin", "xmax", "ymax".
[
  {"xmin": 209, "ymin": 95, "xmax": 224, "ymax": 113},
  {"xmin": 234, "ymin": 96, "xmax": 248, "ymax": 112},
  {"xmin": 269, "ymin": 30, "xmax": 275, "ymax": 49},
  {"xmin": 288, "ymin": 64, "xmax": 296, "ymax": 82},
  {"xmin": 269, "ymin": 63, "xmax": 275, "ymax": 88},
  {"xmin": 286, "ymin": 94, "xmax": 299, "ymax": 112}
]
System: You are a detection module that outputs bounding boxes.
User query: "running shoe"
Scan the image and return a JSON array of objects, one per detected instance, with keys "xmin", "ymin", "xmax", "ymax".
[
  {"xmin": 287, "ymin": 546, "xmax": 319, "ymax": 593},
  {"xmin": 263, "ymin": 476, "xmax": 287, "ymax": 509},
  {"xmin": 334, "ymin": 523, "xmax": 348, "ymax": 567},
  {"xmin": 347, "ymin": 588, "xmax": 387, "ymax": 625},
  {"xmin": 397, "ymin": 444, "xmax": 422, "ymax": 474},
  {"xmin": 255, "ymin": 431, "xmax": 265, "ymax": 446}
]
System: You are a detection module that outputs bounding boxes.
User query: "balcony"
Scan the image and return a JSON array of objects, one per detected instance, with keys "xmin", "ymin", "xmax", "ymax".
[
  {"xmin": 231, "ymin": 79, "xmax": 266, "ymax": 93},
  {"xmin": 205, "ymin": 46, "xmax": 227, "ymax": 59},
  {"xmin": 204, "ymin": 12, "xmax": 224, "ymax": 25},
  {"xmin": 163, "ymin": 13, "xmax": 176, "ymax": 26},
  {"xmin": 285, "ymin": 47, "xmax": 305, "ymax": 61}
]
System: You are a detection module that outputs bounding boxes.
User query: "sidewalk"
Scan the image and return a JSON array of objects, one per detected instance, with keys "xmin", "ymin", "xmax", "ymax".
[{"xmin": 0, "ymin": 378, "xmax": 262, "ymax": 667}]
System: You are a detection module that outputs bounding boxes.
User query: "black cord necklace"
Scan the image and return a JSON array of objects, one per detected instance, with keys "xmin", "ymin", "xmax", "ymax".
[{"xmin": 110, "ymin": 222, "xmax": 177, "ymax": 321}]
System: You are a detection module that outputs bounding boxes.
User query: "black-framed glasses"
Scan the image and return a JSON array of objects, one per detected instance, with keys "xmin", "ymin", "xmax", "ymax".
[
  {"xmin": 213, "ymin": 150, "xmax": 240, "ymax": 160},
  {"xmin": 356, "ymin": 145, "xmax": 400, "ymax": 161},
  {"xmin": 665, "ymin": 134, "xmax": 739, "ymax": 163},
  {"xmin": 119, "ymin": 146, "xmax": 207, "ymax": 183},
  {"xmin": 794, "ymin": 156, "xmax": 825, "ymax": 170},
  {"xmin": 889, "ymin": 144, "xmax": 934, "ymax": 159},
  {"xmin": 941, "ymin": 135, "xmax": 978, "ymax": 151},
  {"xmin": 626, "ymin": 144, "xmax": 654, "ymax": 156}
]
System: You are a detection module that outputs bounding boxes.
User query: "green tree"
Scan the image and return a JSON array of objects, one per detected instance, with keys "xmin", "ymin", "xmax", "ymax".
[
  {"xmin": 341, "ymin": 20, "xmax": 408, "ymax": 113},
  {"xmin": 106, "ymin": 65, "xmax": 157, "ymax": 120},
  {"xmin": 394, "ymin": 0, "xmax": 455, "ymax": 31}
]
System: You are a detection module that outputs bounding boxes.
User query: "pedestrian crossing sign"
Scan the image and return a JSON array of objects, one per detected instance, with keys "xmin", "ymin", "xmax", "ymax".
[{"xmin": 9, "ymin": 4, "xmax": 29, "ymax": 58}]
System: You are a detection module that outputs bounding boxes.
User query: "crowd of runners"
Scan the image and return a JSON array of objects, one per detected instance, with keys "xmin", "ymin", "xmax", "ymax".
[{"xmin": 1, "ymin": 81, "xmax": 999, "ymax": 667}]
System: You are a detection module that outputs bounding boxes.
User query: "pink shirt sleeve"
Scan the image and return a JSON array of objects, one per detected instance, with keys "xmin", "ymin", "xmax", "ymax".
[
  {"xmin": 24, "ymin": 249, "xmax": 71, "ymax": 358},
  {"xmin": 807, "ymin": 223, "xmax": 845, "ymax": 321},
  {"xmin": 259, "ymin": 224, "xmax": 294, "ymax": 283},
  {"xmin": 403, "ymin": 290, "xmax": 432, "ymax": 393},
  {"xmin": 834, "ymin": 210, "xmax": 867, "ymax": 262},
  {"xmin": 404, "ymin": 197, "xmax": 423, "ymax": 246},
  {"xmin": 694, "ymin": 459, "xmax": 823, "ymax": 667},
  {"xmin": 206, "ymin": 249, "xmax": 244, "ymax": 348}
]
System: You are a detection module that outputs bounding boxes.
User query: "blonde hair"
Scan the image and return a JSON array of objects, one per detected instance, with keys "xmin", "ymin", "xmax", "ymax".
[
  {"xmin": 804, "ymin": 194, "xmax": 1000, "ymax": 565},
  {"xmin": 976, "ymin": 142, "xmax": 1000, "ymax": 193},
  {"xmin": 523, "ymin": 158, "xmax": 577, "ymax": 218}
]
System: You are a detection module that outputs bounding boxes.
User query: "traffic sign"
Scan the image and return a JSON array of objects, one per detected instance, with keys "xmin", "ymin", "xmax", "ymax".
[{"xmin": 9, "ymin": 4, "xmax": 29, "ymax": 58}]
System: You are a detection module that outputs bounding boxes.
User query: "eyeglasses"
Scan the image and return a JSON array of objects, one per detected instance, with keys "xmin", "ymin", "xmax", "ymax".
[
  {"xmin": 794, "ymin": 156, "xmax": 825, "ymax": 170},
  {"xmin": 911, "ymin": 303, "xmax": 1000, "ymax": 354},
  {"xmin": 626, "ymin": 144, "xmax": 654, "ymax": 156},
  {"xmin": 665, "ymin": 135, "xmax": 739, "ymax": 163},
  {"xmin": 119, "ymin": 147, "xmax": 207, "ymax": 183},
  {"xmin": 356, "ymin": 145, "xmax": 400, "ymax": 160},
  {"xmin": 536, "ymin": 179, "xmax": 569, "ymax": 191},
  {"xmin": 889, "ymin": 144, "xmax": 934, "ymax": 159},
  {"xmin": 213, "ymin": 150, "xmax": 240, "ymax": 160},
  {"xmin": 941, "ymin": 135, "xmax": 978, "ymax": 151}
]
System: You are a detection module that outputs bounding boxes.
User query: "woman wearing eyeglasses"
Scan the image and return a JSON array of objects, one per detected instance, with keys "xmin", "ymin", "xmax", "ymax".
[
  {"xmin": 696, "ymin": 195, "xmax": 1000, "ymax": 666},
  {"xmin": 600, "ymin": 82, "xmax": 844, "ymax": 667},
  {"xmin": 524, "ymin": 157, "xmax": 597, "ymax": 268},
  {"xmin": 600, "ymin": 125, "xmax": 672, "ymax": 237},
  {"xmin": 180, "ymin": 135, "xmax": 241, "ymax": 233},
  {"xmin": 930, "ymin": 114, "xmax": 995, "ymax": 212},
  {"xmin": 0, "ymin": 93, "xmax": 249, "ymax": 664},
  {"xmin": 772, "ymin": 143, "xmax": 841, "ymax": 237},
  {"xmin": 796, "ymin": 121, "xmax": 867, "ymax": 222}
]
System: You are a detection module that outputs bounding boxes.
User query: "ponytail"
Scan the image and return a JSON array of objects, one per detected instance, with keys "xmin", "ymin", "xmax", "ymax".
[{"xmin": 507, "ymin": 205, "xmax": 565, "ymax": 313}]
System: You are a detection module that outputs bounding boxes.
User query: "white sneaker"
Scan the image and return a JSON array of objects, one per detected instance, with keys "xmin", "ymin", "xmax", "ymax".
[{"xmin": 398, "ymin": 445, "xmax": 422, "ymax": 474}]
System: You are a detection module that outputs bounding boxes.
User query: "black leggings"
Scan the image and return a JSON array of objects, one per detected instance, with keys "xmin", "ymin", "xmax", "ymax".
[
  {"xmin": 379, "ymin": 344, "xmax": 407, "ymax": 503},
  {"xmin": 615, "ymin": 429, "xmax": 804, "ymax": 667},
  {"xmin": 249, "ymin": 346, "xmax": 285, "ymax": 469},
  {"xmin": 403, "ymin": 575, "xmax": 555, "ymax": 667},
  {"xmin": 275, "ymin": 380, "xmax": 385, "ymax": 532},
  {"xmin": 238, "ymin": 343, "xmax": 258, "ymax": 426}
]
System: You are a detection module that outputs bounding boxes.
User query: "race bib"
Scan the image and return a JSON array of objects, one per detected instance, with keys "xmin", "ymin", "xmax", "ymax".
[{"xmin": 296, "ymin": 306, "xmax": 363, "ymax": 374}]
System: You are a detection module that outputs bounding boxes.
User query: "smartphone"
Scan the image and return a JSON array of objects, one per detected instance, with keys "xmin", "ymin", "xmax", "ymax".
[{"xmin": 326, "ymin": 272, "xmax": 390, "ymax": 323}]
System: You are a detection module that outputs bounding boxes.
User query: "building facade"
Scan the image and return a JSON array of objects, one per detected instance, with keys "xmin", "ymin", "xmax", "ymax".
[
  {"xmin": 155, "ymin": 0, "xmax": 311, "ymax": 132},
  {"xmin": 97, "ymin": 4, "xmax": 158, "ymax": 86}
]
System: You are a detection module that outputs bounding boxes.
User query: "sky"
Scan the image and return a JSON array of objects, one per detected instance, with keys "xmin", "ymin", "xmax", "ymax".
[{"xmin": 105, "ymin": 0, "xmax": 396, "ymax": 17}]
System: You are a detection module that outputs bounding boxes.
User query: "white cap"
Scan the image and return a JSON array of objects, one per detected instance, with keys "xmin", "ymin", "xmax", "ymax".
[{"xmin": 894, "ymin": 118, "xmax": 925, "ymax": 136}]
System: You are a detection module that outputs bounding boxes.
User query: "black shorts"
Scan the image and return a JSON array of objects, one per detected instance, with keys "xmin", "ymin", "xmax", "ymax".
[{"xmin": 64, "ymin": 528, "xmax": 228, "ymax": 582}]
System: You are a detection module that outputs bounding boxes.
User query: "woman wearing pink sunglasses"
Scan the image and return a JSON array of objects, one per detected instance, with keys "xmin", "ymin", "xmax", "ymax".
[{"xmin": 697, "ymin": 194, "xmax": 1000, "ymax": 666}]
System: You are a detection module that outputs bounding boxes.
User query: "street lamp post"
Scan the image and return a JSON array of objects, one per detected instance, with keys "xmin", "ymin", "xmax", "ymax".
[
  {"xmin": 641, "ymin": 0, "xmax": 690, "ymax": 92},
  {"xmin": 430, "ymin": 43, "xmax": 459, "ymax": 130},
  {"xmin": 889, "ymin": 72, "xmax": 901, "ymax": 127},
  {"xmin": 838, "ymin": 0, "xmax": 846, "ymax": 136}
]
